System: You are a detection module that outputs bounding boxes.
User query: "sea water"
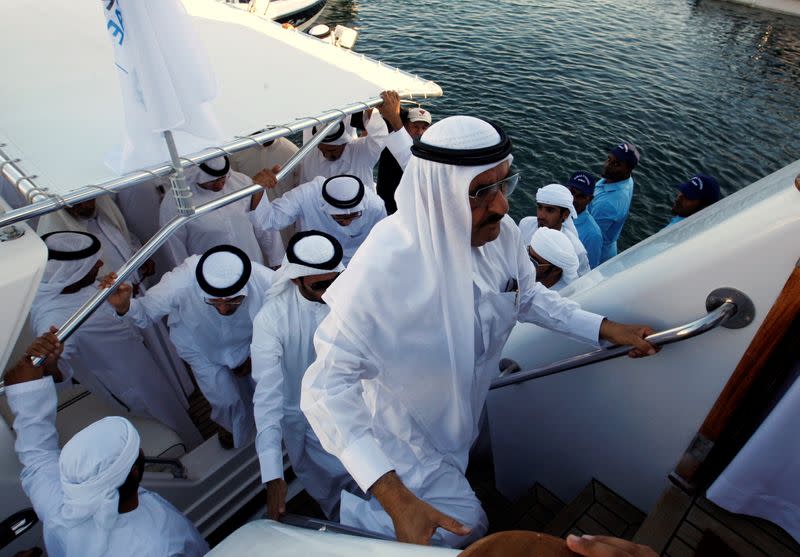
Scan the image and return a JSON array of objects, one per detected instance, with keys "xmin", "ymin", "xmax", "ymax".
[{"xmin": 319, "ymin": 0, "xmax": 800, "ymax": 250}]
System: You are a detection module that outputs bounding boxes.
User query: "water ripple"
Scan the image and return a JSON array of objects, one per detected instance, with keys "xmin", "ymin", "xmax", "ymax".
[{"xmin": 321, "ymin": 0, "xmax": 800, "ymax": 246}]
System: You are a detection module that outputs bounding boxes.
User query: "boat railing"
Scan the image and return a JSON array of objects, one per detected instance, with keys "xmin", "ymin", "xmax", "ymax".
[
  {"xmin": 0, "ymin": 118, "xmax": 341, "ymax": 394},
  {"xmin": 280, "ymin": 513, "xmax": 394, "ymax": 540},
  {"xmin": 490, "ymin": 288, "xmax": 755, "ymax": 390},
  {"xmin": 0, "ymin": 97, "xmax": 391, "ymax": 230}
]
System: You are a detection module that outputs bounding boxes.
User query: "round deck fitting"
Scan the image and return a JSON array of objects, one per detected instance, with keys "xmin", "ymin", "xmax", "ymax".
[
  {"xmin": 0, "ymin": 225, "xmax": 24, "ymax": 242},
  {"xmin": 706, "ymin": 287, "xmax": 755, "ymax": 329}
]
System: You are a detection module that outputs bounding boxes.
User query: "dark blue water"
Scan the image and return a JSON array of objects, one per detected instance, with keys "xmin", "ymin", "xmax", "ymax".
[{"xmin": 319, "ymin": 0, "xmax": 800, "ymax": 249}]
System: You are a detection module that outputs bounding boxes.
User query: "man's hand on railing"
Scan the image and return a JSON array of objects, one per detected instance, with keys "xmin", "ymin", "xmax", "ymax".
[
  {"xmin": 5, "ymin": 328, "xmax": 63, "ymax": 386},
  {"xmin": 98, "ymin": 272, "xmax": 133, "ymax": 316},
  {"xmin": 599, "ymin": 319, "xmax": 659, "ymax": 358}
]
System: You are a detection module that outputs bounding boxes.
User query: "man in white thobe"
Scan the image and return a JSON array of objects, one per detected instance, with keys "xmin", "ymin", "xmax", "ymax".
[
  {"xmin": 4, "ymin": 332, "xmax": 208, "ymax": 557},
  {"xmin": 159, "ymin": 155, "xmax": 285, "ymax": 268},
  {"xmin": 30, "ymin": 231, "xmax": 202, "ymax": 448},
  {"xmin": 528, "ymin": 227, "xmax": 580, "ymax": 291},
  {"xmin": 231, "ymin": 136, "xmax": 303, "ymax": 246},
  {"xmin": 251, "ymin": 174, "xmax": 386, "ymax": 265},
  {"xmin": 104, "ymin": 244, "xmax": 274, "ymax": 448},
  {"xmin": 299, "ymin": 111, "xmax": 389, "ymax": 189},
  {"xmin": 518, "ymin": 183, "xmax": 591, "ymax": 276},
  {"xmin": 251, "ymin": 231, "xmax": 358, "ymax": 521},
  {"xmin": 301, "ymin": 116, "xmax": 657, "ymax": 547},
  {"xmin": 37, "ymin": 196, "xmax": 194, "ymax": 399}
]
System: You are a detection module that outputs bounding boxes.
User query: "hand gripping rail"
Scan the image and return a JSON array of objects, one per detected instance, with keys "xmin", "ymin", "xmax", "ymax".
[
  {"xmin": 21, "ymin": 119, "xmax": 341, "ymax": 369},
  {"xmin": 490, "ymin": 288, "xmax": 754, "ymax": 390}
]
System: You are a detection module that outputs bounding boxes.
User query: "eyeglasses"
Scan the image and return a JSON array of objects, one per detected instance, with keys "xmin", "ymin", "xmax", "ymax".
[
  {"xmin": 204, "ymin": 295, "xmax": 246, "ymax": 307},
  {"xmin": 469, "ymin": 173, "xmax": 521, "ymax": 204},
  {"xmin": 331, "ymin": 211, "xmax": 362, "ymax": 222},
  {"xmin": 527, "ymin": 249, "xmax": 558, "ymax": 274}
]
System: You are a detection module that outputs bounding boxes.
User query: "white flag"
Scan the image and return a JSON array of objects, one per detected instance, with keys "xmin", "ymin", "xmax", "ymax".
[{"xmin": 102, "ymin": 0, "xmax": 224, "ymax": 173}]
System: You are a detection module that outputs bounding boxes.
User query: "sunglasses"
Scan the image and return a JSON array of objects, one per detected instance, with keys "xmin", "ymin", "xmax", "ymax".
[
  {"xmin": 469, "ymin": 173, "xmax": 521, "ymax": 203},
  {"xmin": 204, "ymin": 295, "xmax": 246, "ymax": 307}
]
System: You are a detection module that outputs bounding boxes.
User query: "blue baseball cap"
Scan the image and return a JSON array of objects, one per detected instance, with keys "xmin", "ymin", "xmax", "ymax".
[
  {"xmin": 611, "ymin": 142, "xmax": 640, "ymax": 169},
  {"xmin": 675, "ymin": 174, "xmax": 721, "ymax": 203},
  {"xmin": 566, "ymin": 171, "xmax": 597, "ymax": 196}
]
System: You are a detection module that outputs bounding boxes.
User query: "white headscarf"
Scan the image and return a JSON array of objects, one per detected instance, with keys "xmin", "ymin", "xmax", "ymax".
[
  {"xmin": 536, "ymin": 183, "xmax": 577, "ymax": 219},
  {"xmin": 267, "ymin": 231, "xmax": 345, "ymax": 298},
  {"xmin": 170, "ymin": 246, "xmax": 269, "ymax": 369},
  {"xmin": 37, "ymin": 196, "xmax": 133, "ymax": 243},
  {"xmin": 321, "ymin": 175, "xmax": 365, "ymax": 216},
  {"xmin": 304, "ymin": 120, "xmax": 357, "ymax": 146},
  {"xmin": 56, "ymin": 416, "xmax": 141, "ymax": 557},
  {"xmin": 322, "ymin": 115, "xmax": 512, "ymax": 454},
  {"xmin": 37, "ymin": 231, "xmax": 102, "ymax": 303},
  {"xmin": 184, "ymin": 155, "xmax": 231, "ymax": 187},
  {"xmin": 530, "ymin": 227, "xmax": 579, "ymax": 285}
]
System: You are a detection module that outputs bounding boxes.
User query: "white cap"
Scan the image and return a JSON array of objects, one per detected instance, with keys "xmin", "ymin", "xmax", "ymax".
[{"xmin": 407, "ymin": 107, "xmax": 432, "ymax": 125}]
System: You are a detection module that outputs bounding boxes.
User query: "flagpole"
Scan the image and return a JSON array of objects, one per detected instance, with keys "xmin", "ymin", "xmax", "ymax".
[{"xmin": 163, "ymin": 130, "xmax": 195, "ymax": 216}]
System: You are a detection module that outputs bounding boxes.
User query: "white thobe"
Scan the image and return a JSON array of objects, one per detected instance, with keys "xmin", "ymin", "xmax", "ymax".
[
  {"xmin": 251, "ymin": 286, "xmax": 358, "ymax": 519},
  {"xmin": 251, "ymin": 178, "xmax": 386, "ymax": 265},
  {"xmin": 302, "ymin": 219, "xmax": 603, "ymax": 546},
  {"xmin": 708, "ymin": 373, "xmax": 800, "ymax": 542},
  {"xmin": 519, "ymin": 216, "xmax": 591, "ymax": 277},
  {"xmin": 384, "ymin": 127, "xmax": 414, "ymax": 171},
  {"xmin": 123, "ymin": 259, "xmax": 274, "ymax": 448},
  {"xmin": 231, "ymin": 137, "xmax": 303, "ymax": 247},
  {"xmin": 159, "ymin": 170, "xmax": 284, "ymax": 268},
  {"xmin": 300, "ymin": 114, "xmax": 389, "ymax": 189},
  {"xmin": 6, "ymin": 377, "xmax": 209, "ymax": 557},
  {"xmin": 30, "ymin": 286, "xmax": 202, "ymax": 448}
]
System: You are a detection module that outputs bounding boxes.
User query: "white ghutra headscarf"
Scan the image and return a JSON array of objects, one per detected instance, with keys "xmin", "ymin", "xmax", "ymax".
[{"xmin": 55, "ymin": 416, "xmax": 142, "ymax": 557}]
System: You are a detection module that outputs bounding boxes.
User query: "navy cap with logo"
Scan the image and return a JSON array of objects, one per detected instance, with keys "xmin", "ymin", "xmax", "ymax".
[
  {"xmin": 566, "ymin": 171, "xmax": 598, "ymax": 196},
  {"xmin": 610, "ymin": 142, "xmax": 640, "ymax": 169},
  {"xmin": 675, "ymin": 174, "xmax": 721, "ymax": 203}
]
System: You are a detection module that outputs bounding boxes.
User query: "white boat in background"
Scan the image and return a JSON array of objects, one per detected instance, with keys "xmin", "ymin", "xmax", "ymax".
[
  {"xmin": 1, "ymin": 0, "xmax": 800, "ymax": 555},
  {"xmin": 229, "ymin": 0, "xmax": 329, "ymax": 31}
]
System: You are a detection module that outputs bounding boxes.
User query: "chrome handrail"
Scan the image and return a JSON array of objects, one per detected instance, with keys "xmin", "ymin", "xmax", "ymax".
[
  {"xmin": 280, "ymin": 513, "xmax": 394, "ymax": 541},
  {"xmin": 0, "ymin": 96, "xmax": 398, "ymax": 228},
  {"xmin": 23, "ymin": 118, "xmax": 340, "ymax": 368},
  {"xmin": 490, "ymin": 301, "xmax": 738, "ymax": 390}
]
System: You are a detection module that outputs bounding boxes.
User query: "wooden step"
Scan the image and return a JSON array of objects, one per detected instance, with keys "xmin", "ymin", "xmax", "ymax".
[{"xmin": 543, "ymin": 479, "xmax": 645, "ymax": 540}]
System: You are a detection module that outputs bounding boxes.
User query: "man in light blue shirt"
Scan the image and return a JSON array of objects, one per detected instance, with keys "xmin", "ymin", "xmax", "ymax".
[
  {"xmin": 664, "ymin": 174, "xmax": 721, "ymax": 228},
  {"xmin": 566, "ymin": 171, "xmax": 602, "ymax": 269},
  {"xmin": 588, "ymin": 143, "xmax": 639, "ymax": 263}
]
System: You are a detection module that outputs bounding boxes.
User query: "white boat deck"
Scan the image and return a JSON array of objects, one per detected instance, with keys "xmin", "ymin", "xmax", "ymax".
[{"xmin": 723, "ymin": 0, "xmax": 800, "ymax": 17}]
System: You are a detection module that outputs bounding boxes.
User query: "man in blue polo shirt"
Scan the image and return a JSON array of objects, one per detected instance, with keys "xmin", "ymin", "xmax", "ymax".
[
  {"xmin": 665, "ymin": 174, "xmax": 722, "ymax": 227},
  {"xmin": 588, "ymin": 143, "xmax": 640, "ymax": 263},
  {"xmin": 566, "ymin": 171, "xmax": 602, "ymax": 269}
]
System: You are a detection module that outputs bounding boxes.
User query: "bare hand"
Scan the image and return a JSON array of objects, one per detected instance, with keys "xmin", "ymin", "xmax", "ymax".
[
  {"xmin": 265, "ymin": 478, "xmax": 287, "ymax": 520},
  {"xmin": 599, "ymin": 319, "xmax": 658, "ymax": 358},
  {"xmin": 566, "ymin": 534, "xmax": 658, "ymax": 556},
  {"xmin": 378, "ymin": 90, "xmax": 403, "ymax": 132},
  {"xmin": 371, "ymin": 471, "xmax": 471, "ymax": 545},
  {"xmin": 98, "ymin": 272, "xmax": 133, "ymax": 315},
  {"xmin": 253, "ymin": 165, "xmax": 281, "ymax": 189},
  {"xmin": 139, "ymin": 258, "xmax": 156, "ymax": 279},
  {"xmin": 5, "ymin": 328, "xmax": 63, "ymax": 386}
]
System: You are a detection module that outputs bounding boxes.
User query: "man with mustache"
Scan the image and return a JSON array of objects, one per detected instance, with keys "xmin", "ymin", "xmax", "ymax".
[{"xmin": 301, "ymin": 116, "xmax": 658, "ymax": 547}]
